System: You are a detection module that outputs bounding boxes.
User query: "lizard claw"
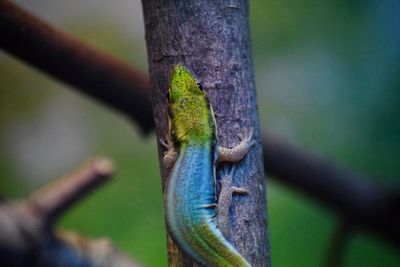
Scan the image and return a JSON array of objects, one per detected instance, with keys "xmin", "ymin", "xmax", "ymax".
[
  {"xmin": 238, "ymin": 127, "xmax": 256, "ymax": 150},
  {"xmin": 159, "ymin": 138, "xmax": 168, "ymax": 149},
  {"xmin": 219, "ymin": 165, "xmax": 235, "ymax": 178},
  {"xmin": 160, "ymin": 135, "xmax": 177, "ymax": 169},
  {"xmin": 160, "ymin": 136, "xmax": 173, "ymax": 150},
  {"xmin": 238, "ymin": 127, "xmax": 252, "ymax": 140},
  {"xmin": 219, "ymin": 165, "xmax": 236, "ymax": 187},
  {"xmin": 238, "ymin": 127, "xmax": 254, "ymax": 142}
]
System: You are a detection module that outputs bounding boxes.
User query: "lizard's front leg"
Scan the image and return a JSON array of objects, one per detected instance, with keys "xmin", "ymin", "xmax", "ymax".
[{"xmin": 217, "ymin": 128, "xmax": 256, "ymax": 163}]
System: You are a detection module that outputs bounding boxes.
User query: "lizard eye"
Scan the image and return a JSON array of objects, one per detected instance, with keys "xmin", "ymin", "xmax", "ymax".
[{"xmin": 197, "ymin": 82, "xmax": 203, "ymax": 91}]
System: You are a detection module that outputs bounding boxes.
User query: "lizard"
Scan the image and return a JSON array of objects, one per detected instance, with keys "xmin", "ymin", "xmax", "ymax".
[{"xmin": 161, "ymin": 64, "xmax": 255, "ymax": 267}]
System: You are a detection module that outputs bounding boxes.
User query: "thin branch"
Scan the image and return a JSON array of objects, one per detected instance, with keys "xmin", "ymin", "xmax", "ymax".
[
  {"xmin": 0, "ymin": 0, "xmax": 153, "ymax": 134},
  {"xmin": 29, "ymin": 157, "xmax": 113, "ymax": 227},
  {"xmin": 1, "ymin": 0, "xmax": 399, "ymax": 248},
  {"xmin": 264, "ymin": 135, "xmax": 400, "ymax": 246}
]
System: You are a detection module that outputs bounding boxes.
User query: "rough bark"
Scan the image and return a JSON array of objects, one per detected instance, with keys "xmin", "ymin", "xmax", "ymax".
[{"xmin": 141, "ymin": 1, "xmax": 270, "ymax": 266}]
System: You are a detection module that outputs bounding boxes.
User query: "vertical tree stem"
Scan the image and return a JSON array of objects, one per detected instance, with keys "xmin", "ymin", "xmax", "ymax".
[{"xmin": 141, "ymin": 0, "xmax": 270, "ymax": 265}]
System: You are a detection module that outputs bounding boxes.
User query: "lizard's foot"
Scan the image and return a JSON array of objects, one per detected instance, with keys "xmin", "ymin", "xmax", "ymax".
[
  {"xmin": 159, "ymin": 136, "xmax": 177, "ymax": 169},
  {"xmin": 238, "ymin": 127, "xmax": 256, "ymax": 150},
  {"xmin": 159, "ymin": 138, "xmax": 170, "ymax": 150},
  {"xmin": 217, "ymin": 127, "xmax": 256, "ymax": 163},
  {"xmin": 219, "ymin": 165, "xmax": 236, "ymax": 182},
  {"xmin": 219, "ymin": 166, "xmax": 249, "ymax": 196}
]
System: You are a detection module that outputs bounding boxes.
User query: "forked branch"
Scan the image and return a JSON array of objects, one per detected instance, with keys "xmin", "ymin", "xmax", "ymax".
[{"xmin": 0, "ymin": 157, "xmax": 141, "ymax": 267}]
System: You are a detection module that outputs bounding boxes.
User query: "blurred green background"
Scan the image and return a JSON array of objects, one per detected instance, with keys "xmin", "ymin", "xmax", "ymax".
[{"xmin": 1, "ymin": 0, "xmax": 399, "ymax": 266}]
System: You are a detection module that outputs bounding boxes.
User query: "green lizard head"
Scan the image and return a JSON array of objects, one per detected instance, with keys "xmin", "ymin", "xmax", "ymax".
[{"xmin": 168, "ymin": 64, "xmax": 215, "ymax": 144}]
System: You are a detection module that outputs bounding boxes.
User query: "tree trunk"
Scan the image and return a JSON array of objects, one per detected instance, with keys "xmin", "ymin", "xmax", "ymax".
[{"xmin": 141, "ymin": 0, "xmax": 270, "ymax": 266}]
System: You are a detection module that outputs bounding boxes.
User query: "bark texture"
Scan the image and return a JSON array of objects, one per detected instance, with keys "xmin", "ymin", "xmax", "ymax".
[{"xmin": 141, "ymin": 1, "xmax": 270, "ymax": 266}]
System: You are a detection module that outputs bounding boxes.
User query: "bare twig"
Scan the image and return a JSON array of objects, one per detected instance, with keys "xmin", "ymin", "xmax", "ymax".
[
  {"xmin": 1, "ymin": 0, "xmax": 399, "ymax": 248},
  {"xmin": 29, "ymin": 157, "xmax": 113, "ymax": 227}
]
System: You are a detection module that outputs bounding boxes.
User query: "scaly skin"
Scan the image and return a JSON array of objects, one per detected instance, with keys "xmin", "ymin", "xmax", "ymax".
[{"xmin": 164, "ymin": 65, "xmax": 252, "ymax": 267}]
